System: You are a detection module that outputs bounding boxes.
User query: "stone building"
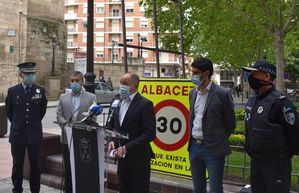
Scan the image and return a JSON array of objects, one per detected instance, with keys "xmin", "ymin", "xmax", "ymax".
[{"xmin": 0, "ymin": 0, "xmax": 67, "ymax": 98}]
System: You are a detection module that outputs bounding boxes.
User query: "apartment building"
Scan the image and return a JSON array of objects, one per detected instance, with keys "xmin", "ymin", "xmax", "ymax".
[{"xmin": 64, "ymin": 0, "xmax": 180, "ymax": 79}]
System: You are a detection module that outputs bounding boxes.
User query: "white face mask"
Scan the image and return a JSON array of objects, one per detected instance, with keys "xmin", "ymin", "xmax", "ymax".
[{"xmin": 119, "ymin": 84, "xmax": 131, "ymax": 99}]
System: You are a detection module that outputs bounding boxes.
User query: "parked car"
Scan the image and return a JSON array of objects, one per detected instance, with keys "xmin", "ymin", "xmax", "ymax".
[
  {"xmin": 95, "ymin": 82, "xmax": 118, "ymax": 104},
  {"xmin": 65, "ymin": 82, "xmax": 118, "ymax": 104}
]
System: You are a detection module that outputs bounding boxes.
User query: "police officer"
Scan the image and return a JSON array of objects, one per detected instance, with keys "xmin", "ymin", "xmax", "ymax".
[
  {"xmin": 243, "ymin": 60, "xmax": 299, "ymax": 193},
  {"xmin": 5, "ymin": 62, "xmax": 48, "ymax": 193}
]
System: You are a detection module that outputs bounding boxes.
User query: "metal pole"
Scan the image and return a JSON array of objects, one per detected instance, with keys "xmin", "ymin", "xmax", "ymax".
[
  {"xmin": 84, "ymin": 0, "xmax": 96, "ymax": 94},
  {"xmin": 152, "ymin": 0, "xmax": 160, "ymax": 77},
  {"xmin": 18, "ymin": 12, "xmax": 22, "ymax": 64},
  {"xmin": 137, "ymin": 34, "xmax": 140, "ymax": 58},
  {"xmin": 112, "ymin": 40, "xmax": 115, "ymax": 65},
  {"xmin": 51, "ymin": 42, "xmax": 56, "ymax": 76},
  {"xmin": 121, "ymin": 0, "xmax": 128, "ymax": 72},
  {"xmin": 178, "ymin": 0, "xmax": 185, "ymax": 78}
]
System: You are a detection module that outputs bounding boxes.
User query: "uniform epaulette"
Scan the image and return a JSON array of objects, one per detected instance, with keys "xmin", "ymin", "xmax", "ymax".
[{"xmin": 278, "ymin": 95, "xmax": 286, "ymax": 99}]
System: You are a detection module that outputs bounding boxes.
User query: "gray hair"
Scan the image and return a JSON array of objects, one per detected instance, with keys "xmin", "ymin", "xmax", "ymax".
[{"xmin": 70, "ymin": 71, "xmax": 84, "ymax": 81}]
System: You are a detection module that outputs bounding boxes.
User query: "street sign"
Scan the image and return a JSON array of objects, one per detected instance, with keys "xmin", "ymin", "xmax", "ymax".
[{"xmin": 139, "ymin": 79, "xmax": 194, "ymax": 177}]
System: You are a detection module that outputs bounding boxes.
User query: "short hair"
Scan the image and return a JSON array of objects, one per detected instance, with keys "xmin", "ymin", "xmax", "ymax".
[
  {"xmin": 70, "ymin": 71, "xmax": 84, "ymax": 81},
  {"xmin": 191, "ymin": 57, "xmax": 214, "ymax": 78},
  {"xmin": 129, "ymin": 73, "xmax": 140, "ymax": 88}
]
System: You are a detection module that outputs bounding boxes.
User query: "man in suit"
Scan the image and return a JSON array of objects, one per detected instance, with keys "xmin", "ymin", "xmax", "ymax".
[
  {"xmin": 188, "ymin": 58, "xmax": 236, "ymax": 193},
  {"xmin": 56, "ymin": 71, "xmax": 96, "ymax": 193},
  {"xmin": 5, "ymin": 62, "xmax": 48, "ymax": 193},
  {"xmin": 107, "ymin": 72, "xmax": 156, "ymax": 193}
]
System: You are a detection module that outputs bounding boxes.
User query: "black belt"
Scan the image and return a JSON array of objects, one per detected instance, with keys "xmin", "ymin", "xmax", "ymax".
[{"xmin": 192, "ymin": 137, "xmax": 204, "ymax": 144}]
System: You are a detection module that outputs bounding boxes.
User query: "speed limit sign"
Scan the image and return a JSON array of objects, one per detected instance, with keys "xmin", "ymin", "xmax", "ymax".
[{"xmin": 154, "ymin": 99, "xmax": 190, "ymax": 151}]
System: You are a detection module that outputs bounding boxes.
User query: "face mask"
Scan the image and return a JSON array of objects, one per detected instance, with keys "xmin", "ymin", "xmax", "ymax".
[
  {"xmin": 119, "ymin": 84, "xmax": 131, "ymax": 99},
  {"xmin": 248, "ymin": 74, "xmax": 271, "ymax": 90},
  {"xmin": 70, "ymin": 82, "xmax": 81, "ymax": 93},
  {"xmin": 191, "ymin": 74, "xmax": 203, "ymax": 86},
  {"xmin": 23, "ymin": 74, "xmax": 36, "ymax": 86}
]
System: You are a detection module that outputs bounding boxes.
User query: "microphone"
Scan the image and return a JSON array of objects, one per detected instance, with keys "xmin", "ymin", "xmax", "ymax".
[
  {"xmin": 106, "ymin": 98, "xmax": 121, "ymax": 126},
  {"xmin": 81, "ymin": 104, "xmax": 103, "ymax": 122}
]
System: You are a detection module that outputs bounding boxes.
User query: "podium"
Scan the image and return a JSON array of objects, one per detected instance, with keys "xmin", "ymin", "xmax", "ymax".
[{"xmin": 64, "ymin": 121, "xmax": 128, "ymax": 193}]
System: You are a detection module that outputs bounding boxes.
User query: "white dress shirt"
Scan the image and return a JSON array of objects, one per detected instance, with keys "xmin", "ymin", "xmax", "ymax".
[
  {"xmin": 71, "ymin": 89, "xmax": 82, "ymax": 122},
  {"xmin": 119, "ymin": 92, "xmax": 137, "ymax": 126},
  {"xmin": 192, "ymin": 81, "xmax": 212, "ymax": 140}
]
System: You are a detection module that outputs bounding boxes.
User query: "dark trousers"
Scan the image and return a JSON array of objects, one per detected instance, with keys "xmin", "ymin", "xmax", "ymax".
[
  {"xmin": 11, "ymin": 143, "xmax": 41, "ymax": 193},
  {"xmin": 118, "ymin": 157, "xmax": 151, "ymax": 193},
  {"xmin": 250, "ymin": 157, "xmax": 291, "ymax": 193},
  {"xmin": 62, "ymin": 144, "xmax": 72, "ymax": 193}
]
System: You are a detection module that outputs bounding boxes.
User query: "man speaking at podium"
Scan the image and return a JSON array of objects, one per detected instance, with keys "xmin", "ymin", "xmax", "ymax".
[
  {"xmin": 56, "ymin": 71, "xmax": 96, "ymax": 193},
  {"xmin": 107, "ymin": 72, "xmax": 156, "ymax": 193}
]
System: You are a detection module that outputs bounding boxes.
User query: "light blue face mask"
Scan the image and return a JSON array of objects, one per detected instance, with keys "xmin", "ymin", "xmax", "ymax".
[
  {"xmin": 119, "ymin": 84, "xmax": 131, "ymax": 99},
  {"xmin": 70, "ymin": 82, "xmax": 81, "ymax": 93},
  {"xmin": 191, "ymin": 74, "xmax": 203, "ymax": 86},
  {"xmin": 23, "ymin": 74, "xmax": 36, "ymax": 86}
]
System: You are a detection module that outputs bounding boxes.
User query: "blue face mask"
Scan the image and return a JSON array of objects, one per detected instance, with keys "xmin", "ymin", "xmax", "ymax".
[
  {"xmin": 119, "ymin": 84, "xmax": 131, "ymax": 99},
  {"xmin": 70, "ymin": 82, "xmax": 81, "ymax": 93},
  {"xmin": 191, "ymin": 74, "xmax": 203, "ymax": 86},
  {"xmin": 23, "ymin": 74, "xmax": 36, "ymax": 86}
]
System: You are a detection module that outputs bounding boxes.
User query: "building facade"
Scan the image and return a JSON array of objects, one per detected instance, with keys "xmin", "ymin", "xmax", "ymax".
[
  {"xmin": 65, "ymin": 0, "xmax": 180, "ymax": 86},
  {"xmin": 0, "ymin": 0, "xmax": 67, "ymax": 97}
]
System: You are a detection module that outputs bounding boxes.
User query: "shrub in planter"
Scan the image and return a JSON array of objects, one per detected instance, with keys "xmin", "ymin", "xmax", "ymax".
[
  {"xmin": 235, "ymin": 110, "xmax": 245, "ymax": 121},
  {"xmin": 229, "ymin": 134, "xmax": 245, "ymax": 146}
]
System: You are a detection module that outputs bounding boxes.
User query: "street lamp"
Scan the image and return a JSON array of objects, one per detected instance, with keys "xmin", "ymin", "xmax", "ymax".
[
  {"xmin": 51, "ymin": 39, "xmax": 59, "ymax": 77},
  {"xmin": 112, "ymin": 40, "xmax": 115, "ymax": 65},
  {"xmin": 137, "ymin": 34, "xmax": 141, "ymax": 58}
]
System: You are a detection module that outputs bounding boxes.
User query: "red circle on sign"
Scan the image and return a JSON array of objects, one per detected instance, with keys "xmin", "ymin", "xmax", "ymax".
[{"xmin": 153, "ymin": 99, "xmax": 190, "ymax": 151}]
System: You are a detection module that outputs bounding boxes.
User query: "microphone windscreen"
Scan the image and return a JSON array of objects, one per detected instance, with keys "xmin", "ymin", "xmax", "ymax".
[
  {"xmin": 89, "ymin": 104, "xmax": 103, "ymax": 115},
  {"xmin": 111, "ymin": 99, "xmax": 121, "ymax": 108}
]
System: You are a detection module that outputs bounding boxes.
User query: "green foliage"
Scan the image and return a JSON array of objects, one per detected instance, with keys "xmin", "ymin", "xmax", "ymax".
[{"xmin": 229, "ymin": 134, "xmax": 245, "ymax": 146}]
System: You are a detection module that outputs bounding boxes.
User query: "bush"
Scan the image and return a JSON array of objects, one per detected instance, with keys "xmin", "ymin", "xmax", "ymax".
[
  {"xmin": 229, "ymin": 134, "xmax": 245, "ymax": 146},
  {"xmin": 235, "ymin": 110, "xmax": 245, "ymax": 121}
]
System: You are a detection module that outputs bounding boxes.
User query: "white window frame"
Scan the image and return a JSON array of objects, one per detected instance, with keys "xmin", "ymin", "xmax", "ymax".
[
  {"xmin": 96, "ymin": 4, "xmax": 104, "ymax": 13},
  {"xmin": 83, "ymin": 4, "xmax": 87, "ymax": 14},
  {"xmin": 126, "ymin": 18, "xmax": 134, "ymax": 28}
]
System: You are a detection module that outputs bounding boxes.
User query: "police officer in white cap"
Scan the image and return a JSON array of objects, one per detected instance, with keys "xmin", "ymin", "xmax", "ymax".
[
  {"xmin": 243, "ymin": 60, "xmax": 299, "ymax": 193},
  {"xmin": 5, "ymin": 62, "xmax": 48, "ymax": 193}
]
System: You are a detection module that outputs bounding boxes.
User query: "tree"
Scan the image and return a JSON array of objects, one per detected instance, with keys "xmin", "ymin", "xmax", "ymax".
[{"xmin": 141, "ymin": 0, "xmax": 299, "ymax": 91}]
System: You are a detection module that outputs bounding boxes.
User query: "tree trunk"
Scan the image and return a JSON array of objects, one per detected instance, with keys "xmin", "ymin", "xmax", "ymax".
[{"xmin": 274, "ymin": 32, "xmax": 285, "ymax": 92}]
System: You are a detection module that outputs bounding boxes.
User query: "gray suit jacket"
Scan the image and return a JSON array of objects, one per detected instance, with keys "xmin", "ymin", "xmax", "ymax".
[
  {"xmin": 188, "ymin": 82, "xmax": 236, "ymax": 157},
  {"xmin": 56, "ymin": 90, "xmax": 96, "ymax": 144}
]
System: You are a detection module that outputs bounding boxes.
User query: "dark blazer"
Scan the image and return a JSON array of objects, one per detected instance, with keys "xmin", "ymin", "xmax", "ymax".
[
  {"xmin": 110, "ymin": 92, "xmax": 156, "ymax": 161},
  {"xmin": 188, "ymin": 82, "xmax": 236, "ymax": 157},
  {"xmin": 5, "ymin": 83, "xmax": 48, "ymax": 144}
]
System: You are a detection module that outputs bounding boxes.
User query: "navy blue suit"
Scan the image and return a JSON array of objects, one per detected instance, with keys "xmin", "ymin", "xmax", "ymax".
[{"xmin": 5, "ymin": 83, "xmax": 47, "ymax": 193}]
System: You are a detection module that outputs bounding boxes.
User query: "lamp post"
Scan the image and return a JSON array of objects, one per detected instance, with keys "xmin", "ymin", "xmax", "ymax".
[
  {"xmin": 84, "ymin": 0, "xmax": 96, "ymax": 94},
  {"xmin": 51, "ymin": 39, "xmax": 58, "ymax": 77},
  {"xmin": 137, "ymin": 34, "xmax": 141, "ymax": 58}
]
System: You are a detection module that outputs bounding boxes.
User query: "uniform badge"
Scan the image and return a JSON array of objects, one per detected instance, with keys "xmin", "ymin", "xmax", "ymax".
[
  {"xmin": 36, "ymin": 88, "xmax": 40, "ymax": 93},
  {"xmin": 257, "ymin": 106, "xmax": 263, "ymax": 114},
  {"xmin": 283, "ymin": 106, "xmax": 295, "ymax": 125}
]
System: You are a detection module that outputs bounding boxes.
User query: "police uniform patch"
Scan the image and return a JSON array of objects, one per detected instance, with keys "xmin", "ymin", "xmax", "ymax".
[
  {"xmin": 257, "ymin": 106, "xmax": 264, "ymax": 114},
  {"xmin": 36, "ymin": 88, "xmax": 40, "ymax": 93},
  {"xmin": 283, "ymin": 106, "xmax": 295, "ymax": 125}
]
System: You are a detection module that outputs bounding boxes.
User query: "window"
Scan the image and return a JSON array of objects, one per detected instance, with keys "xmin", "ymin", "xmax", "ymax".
[
  {"xmin": 112, "ymin": 9, "xmax": 120, "ymax": 17},
  {"xmin": 96, "ymin": 5, "xmax": 104, "ymax": 13},
  {"xmin": 96, "ymin": 19, "xmax": 104, "ymax": 28},
  {"xmin": 96, "ymin": 34, "xmax": 104, "ymax": 43},
  {"xmin": 125, "ymin": 3, "xmax": 134, "ymax": 13},
  {"xmin": 96, "ymin": 51, "xmax": 104, "ymax": 58},
  {"xmin": 142, "ymin": 50, "xmax": 148, "ymax": 58},
  {"xmin": 127, "ymin": 48, "xmax": 133, "ymax": 57},
  {"xmin": 126, "ymin": 18, "xmax": 134, "ymax": 28},
  {"xmin": 83, "ymin": 4, "xmax": 87, "ymax": 14},
  {"xmin": 83, "ymin": 34, "xmax": 87, "ymax": 43},
  {"xmin": 140, "ymin": 18, "xmax": 148, "ymax": 28},
  {"xmin": 126, "ymin": 35, "xmax": 133, "ymax": 43}
]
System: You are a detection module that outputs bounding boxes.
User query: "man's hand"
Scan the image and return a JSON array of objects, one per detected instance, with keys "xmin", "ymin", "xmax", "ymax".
[
  {"xmin": 115, "ymin": 146, "xmax": 127, "ymax": 159},
  {"xmin": 108, "ymin": 141, "xmax": 115, "ymax": 154}
]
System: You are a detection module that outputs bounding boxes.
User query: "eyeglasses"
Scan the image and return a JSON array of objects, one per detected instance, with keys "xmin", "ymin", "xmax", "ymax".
[{"xmin": 70, "ymin": 79, "xmax": 81, "ymax": 83}]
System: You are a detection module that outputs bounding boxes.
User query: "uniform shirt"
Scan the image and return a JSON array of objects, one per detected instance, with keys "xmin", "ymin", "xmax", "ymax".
[
  {"xmin": 119, "ymin": 92, "xmax": 137, "ymax": 126},
  {"xmin": 256, "ymin": 87, "xmax": 299, "ymax": 155},
  {"xmin": 22, "ymin": 82, "xmax": 31, "ymax": 93},
  {"xmin": 192, "ymin": 81, "xmax": 212, "ymax": 140}
]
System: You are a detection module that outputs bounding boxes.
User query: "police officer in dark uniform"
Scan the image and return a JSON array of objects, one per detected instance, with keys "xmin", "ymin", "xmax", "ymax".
[
  {"xmin": 5, "ymin": 62, "xmax": 48, "ymax": 193},
  {"xmin": 243, "ymin": 60, "xmax": 299, "ymax": 193}
]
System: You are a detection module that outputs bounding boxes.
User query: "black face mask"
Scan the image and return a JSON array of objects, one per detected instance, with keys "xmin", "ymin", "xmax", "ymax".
[{"xmin": 248, "ymin": 74, "xmax": 271, "ymax": 90}]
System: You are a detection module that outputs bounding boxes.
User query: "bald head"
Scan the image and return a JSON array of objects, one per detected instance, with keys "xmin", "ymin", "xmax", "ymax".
[{"xmin": 120, "ymin": 72, "xmax": 139, "ymax": 92}]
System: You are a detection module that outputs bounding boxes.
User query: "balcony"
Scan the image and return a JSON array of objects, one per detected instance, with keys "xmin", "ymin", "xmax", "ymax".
[
  {"xmin": 64, "ymin": 13, "xmax": 77, "ymax": 20},
  {"xmin": 107, "ymin": 27, "xmax": 121, "ymax": 33},
  {"xmin": 67, "ymin": 42, "xmax": 78, "ymax": 49},
  {"xmin": 65, "ymin": 0, "xmax": 79, "ymax": 6},
  {"xmin": 108, "ymin": 11, "xmax": 121, "ymax": 18},
  {"xmin": 109, "ymin": 0, "xmax": 121, "ymax": 4}
]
